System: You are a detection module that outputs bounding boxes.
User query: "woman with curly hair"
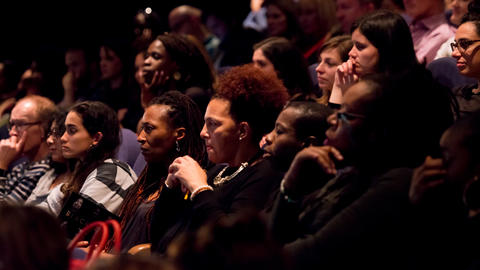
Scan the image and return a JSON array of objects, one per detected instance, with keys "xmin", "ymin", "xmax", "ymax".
[{"xmin": 150, "ymin": 64, "xmax": 289, "ymax": 254}]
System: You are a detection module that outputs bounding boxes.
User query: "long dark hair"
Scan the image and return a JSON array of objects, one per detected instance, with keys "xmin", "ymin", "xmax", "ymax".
[
  {"xmin": 118, "ymin": 91, "xmax": 206, "ymax": 231},
  {"xmin": 352, "ymin": 10, "xmax": 419, "ymax": 74},
  {"xmin": 253, "ymin": 37, "xmax": 314, "ymax": 96},
  {"xmin": 62, "ymin": 101, "xmax": 120, "ymax": 202}
]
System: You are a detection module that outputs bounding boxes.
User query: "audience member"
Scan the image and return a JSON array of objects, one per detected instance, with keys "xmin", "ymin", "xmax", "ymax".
[
  {"xmin": 270, "ymin": 72, "xmax": 455, "ymax": 269},
  {"xmin": 40, "ymin": 101, "xmax": 136, "ymax": 216},
  {"xmin": 330, "ymin": 10, "xmax": 420, "ymax": 104},
  {"xmin": 0, "ymin": 204, "xmax": 69, "ymax": 270},
  {"xmin": 118, "ymin": 91, "xmax": 206, "ymax": 252},
  {"xmin": 141, "ymin": 33, "xmax": 215, "ymax": 113},
  {"xmin": 315, "ymin": 35, "xmax": 352, "ymax": 106},
  {"xmin": 335, "ymin": 0, "xmax": 381, "ymax": 34},
  {"xmin": 404, "ymin": 0, "xmax": 456, "ymax": 64},
  {"xmin": 0, "ymin": 95, "xmax": 57, "ymax": 202},
  {"xmin": 150, "ymin": 64, "xmax": 289, "ymax": 254},
  {"xmin": 451, "ymin": 3, "xmax": 480, "ymax": 116},
  {"xmin": 252, "ymin": 37, "xmax": 315, "ymax": 98},
  {"xmin": 169, "ymin": 5, "xmax": 222, "ymax": 67}
]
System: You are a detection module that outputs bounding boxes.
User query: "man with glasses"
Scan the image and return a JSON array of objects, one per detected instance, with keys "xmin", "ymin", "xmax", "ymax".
[{"xmin": 0, "ymin": 95, "xmax": 58, "ymax": 202}]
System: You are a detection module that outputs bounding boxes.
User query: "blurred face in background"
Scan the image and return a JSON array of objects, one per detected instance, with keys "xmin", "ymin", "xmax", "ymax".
[
  {"xmin": 252, "ymin": 48, "xmax": 277, "ymax": 77},
  {"xmin": 99, "ymin": 46, "xmax": 123, "ymax": 81},
  {"xmin": 266, "ymin": 4, "xmax": 288, "ymax": 37},
  {"xmin": 65, "ymin": 49, "xmax": 87, "ymax": 82}
]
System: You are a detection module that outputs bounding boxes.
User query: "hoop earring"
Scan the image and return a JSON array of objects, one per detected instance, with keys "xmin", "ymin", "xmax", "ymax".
[{"xmin": 176, "ymin": 141, "xmax": 180, "ymax": 152}]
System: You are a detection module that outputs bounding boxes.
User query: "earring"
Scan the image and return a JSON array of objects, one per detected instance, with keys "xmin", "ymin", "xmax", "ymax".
[
  {"xmin": 176, "ymin": 141, "xmax": 180, "ymax": 152},
  {"xmin": 173, "ymin": 71, "xmax": 181, "ymax": 81}
]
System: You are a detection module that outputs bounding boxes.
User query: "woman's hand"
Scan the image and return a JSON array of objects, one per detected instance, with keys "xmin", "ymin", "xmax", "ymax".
[
  {"xmin": 167, "ymin": 155, "xmax": 207, "ymax": 193},
  {"xmin": 282, "ymin": 146, "xmax": 343, "ymax": 198},
  {"xmin": 329, "ymin": 59, "xmax": 359, "ymax": 105},
  {"xmin": 409, "ymin": 156, "xmax": 446, "ymax": 205}
]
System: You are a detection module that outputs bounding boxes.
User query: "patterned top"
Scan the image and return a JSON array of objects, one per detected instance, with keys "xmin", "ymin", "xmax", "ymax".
[
  {"xmin": 36, "ymin": 159, "xmax": 137, "ymax": 216},
  {"xmin": 0, "ymin": 158, "xmax": 51, "ymax": 203}
]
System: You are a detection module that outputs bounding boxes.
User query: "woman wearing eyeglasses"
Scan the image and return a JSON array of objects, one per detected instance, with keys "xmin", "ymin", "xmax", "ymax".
[
  {"xmin": 269, "ymin": 72, "xmax": 456, "ymax": 268},
  {"xmin": 451, "ymin": 4, "xmax": 480, "ymax": 117}
]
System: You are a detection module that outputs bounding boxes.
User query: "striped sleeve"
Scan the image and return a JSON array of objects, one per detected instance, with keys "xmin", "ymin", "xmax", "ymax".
[
  {"xmin": 0, "ymin": 159, "xmax": 51, "ymax": 203},
  {"xmin": 78, "ymin": 159, "xmax": 137, "ymax": 214}
]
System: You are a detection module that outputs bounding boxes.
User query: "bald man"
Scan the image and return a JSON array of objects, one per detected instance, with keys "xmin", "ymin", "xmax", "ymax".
[
  {"xmin": 0, "ymin": 95, "xmax": 58, "ymax": 202},
  {"xmin": 169, "ymin": 5, "xmax": 221, "ymax": 65}
]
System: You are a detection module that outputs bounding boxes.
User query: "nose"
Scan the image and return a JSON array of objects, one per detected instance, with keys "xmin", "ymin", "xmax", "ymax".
[
  {"xmin": 452, "ymin": 46, "xmax": 461, "ymax": 58},
  {"xmin": 315, "ymin": 62, "xmax": 325, "ymax": 74},
  {"xmin": 348, "ymin": 47, "xmax": 356, "ymax": 59},
  {"xmin": 137, "ymin": 129, "xmax": 146, "ymax": 144},
  {"xmin": 264, "ymin": 130, "xmax": 275, "ymax": 145},
  {"xmin": 200, "ymin": 124, "xmax": 208, "ymax": 139},
  {"xmin": 60, "ymin": 132, "xmax": 68, "ymax": 144},
  {"xmin": 46, "ymin": 134, "xmax": 54, "ymax": 146},
  {"xmin": 327, "ymin": 112, "xmax": 337, "ymax": 126}
]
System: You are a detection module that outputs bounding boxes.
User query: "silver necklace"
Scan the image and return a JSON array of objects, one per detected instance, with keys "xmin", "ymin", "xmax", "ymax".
[{"xmin": 213, "ymin": 162, "xmax": 248, "ymax": 186}]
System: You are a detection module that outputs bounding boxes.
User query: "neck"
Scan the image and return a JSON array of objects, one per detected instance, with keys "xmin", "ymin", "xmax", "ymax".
[
  {"xmin": 109, "ymin": 76, "xmax": 123, "ymax": 89},
  {"xmin": 229, "ymin": 143, "xmax": 261, "ymax": 167},
  {"xmin": 27, "ymin": 142, "xmax": 50, "ymax": 162}
]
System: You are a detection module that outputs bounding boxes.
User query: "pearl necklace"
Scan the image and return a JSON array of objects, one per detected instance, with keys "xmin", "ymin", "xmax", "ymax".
[{"xmin": 213, "ymin": 162, "xmax": 248, "ymax": 186}]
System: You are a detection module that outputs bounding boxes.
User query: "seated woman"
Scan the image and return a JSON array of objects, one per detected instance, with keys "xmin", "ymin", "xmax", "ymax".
[
  {"xmin": 141, "ymin": 33, "xmax": 216, "ymax": 114},
  {"xmin": 41, "ymin": 101, "xmax": 137, "ymax": 216},
  {"xmin": 252, "ymin": 37, "xmax": 315, "ymax": 98},
  {"xmin": 117, "ymin": 91, "xmax": 206, "ymax": 252},
  {"xmin": 269, "ymin": 72, "xmax": 455, "ymax": 269},
  {"xmin": 315, "ymin": 35, "xmax": 352, "ymax": 106},
  {"xmin": 329, "ymin": 10, "xmax": 420, "ymax": 105},
  {"xmin": 451, "ymin": 4, "xmax": 480, "ymax": 117},
  {"xmin": 25, "ymin": 110, "xmax": 74, "ymax": 206},
  {"xmin": 150, "ymin": 64, "xmax": 289, "ymax": 254}
]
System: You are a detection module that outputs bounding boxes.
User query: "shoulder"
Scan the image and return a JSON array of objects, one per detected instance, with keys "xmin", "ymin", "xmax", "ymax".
[{"xmin": 88, "ymin": 159, "xmax": 137, "ymax": 182}]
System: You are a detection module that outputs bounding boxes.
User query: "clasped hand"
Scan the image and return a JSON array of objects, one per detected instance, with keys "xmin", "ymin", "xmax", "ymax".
[
  {"xmin": 166, "ymin": 155, "xmax": 207, "ymax": 193},
  {"xmin": 282, "ymin": 145, "xmax": 344, "ymax": 199}
]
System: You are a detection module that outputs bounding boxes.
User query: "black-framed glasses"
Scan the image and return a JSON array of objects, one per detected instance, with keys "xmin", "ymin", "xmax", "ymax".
[
  {"xmin": 7, "ymin": 120, "xmax": 41, "ymax": 132},
  {"xmin": 336, "ymin": 111, "xmax": 366, "ymax": 125},
  {"xmin": 450, "ymin": 39, "xmax": 480, "ymax": 52}
]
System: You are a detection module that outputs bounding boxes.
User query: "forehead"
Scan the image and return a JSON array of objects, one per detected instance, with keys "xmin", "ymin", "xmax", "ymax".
[
  {"xmin": 148, "ymin": 40, "xmax": 167, "ymax": 52},
  {"xmin": 456, "ymin": 22, "xmax": 480, "ymax": 39},
  {"xmin": 11, "ymin": 100, "xmax": 37, "ymax": 119},
  {"xmin": 144, "ymin": 104, "xmax": 171, "ymax": 124},
  {"xmin": 277, "ymin": 107, "xmax": 301, "ymax": 127},
  {"xmin": 320, "ymin": 48, "xmax": 341, "ymax": 60},
  {"xmin": 205, "ymin": 98, "xmax": 231, "ymax": 119},
  {"xmin": 65, "ymin": 111, "xmax": 83, "ymax": 125}
]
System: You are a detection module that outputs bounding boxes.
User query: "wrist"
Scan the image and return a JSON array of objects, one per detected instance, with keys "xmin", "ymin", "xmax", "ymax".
[
  {"xmin": 280, "ymin": 179, "xmax": 300, "ymax": 203},
  {"xmin": 190, "ymin": 185, "xmax": 214, "ymax": 201}
]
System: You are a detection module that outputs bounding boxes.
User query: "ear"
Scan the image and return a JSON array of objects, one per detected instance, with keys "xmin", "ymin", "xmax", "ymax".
[
  {"xmin": 91, "ymin": 132, "xmax": 103, "ymax": 146},
  {"xmin": 175, "ymin": 127, "xmax": 186, "ymax": 141},
  {"xmin": 238, "ymin": 122, "xmax": 251, "ymax": 142},
  {"xmin": 301, "ymin": 136, "xmax": 319, "ymax": 148}
]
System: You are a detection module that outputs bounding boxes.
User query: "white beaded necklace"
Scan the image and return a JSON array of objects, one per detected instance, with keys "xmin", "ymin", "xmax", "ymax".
[{"xmin": 213, "ymin": 162, "xmax": 249, "ymax": 186}]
